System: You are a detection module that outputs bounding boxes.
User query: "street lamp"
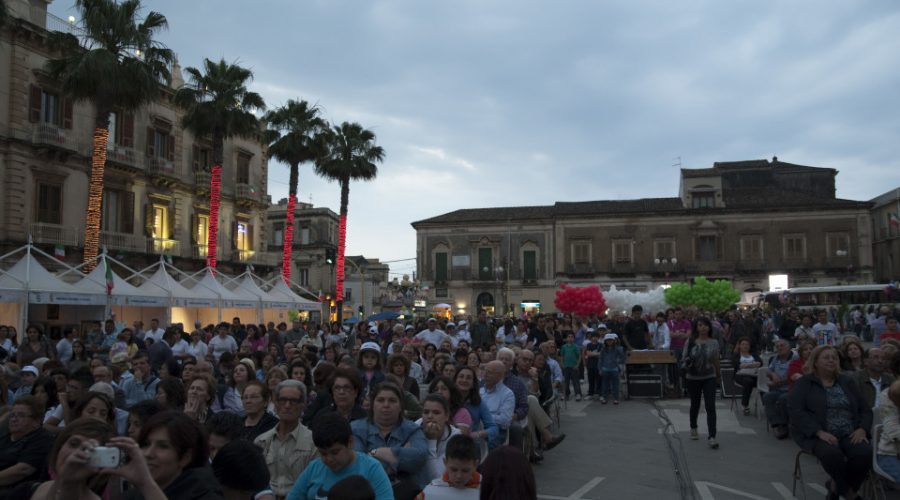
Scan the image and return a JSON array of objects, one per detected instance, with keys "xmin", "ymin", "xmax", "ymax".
[
  {"xmin": 654, "ymin": 257, "xmax": 678, "ymax": 286},
  {"xmin": 480, "ymin": 265, "xmax": 507, "ymax": 316}
]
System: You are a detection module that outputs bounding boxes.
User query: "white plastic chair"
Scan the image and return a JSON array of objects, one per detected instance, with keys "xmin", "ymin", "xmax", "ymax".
[{"xmin": 863, "ymin": 424, "xmax": 896, "ymax": 500}]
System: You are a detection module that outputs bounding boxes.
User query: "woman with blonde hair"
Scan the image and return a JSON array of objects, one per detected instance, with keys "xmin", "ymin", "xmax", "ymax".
[{"xmin": 789, "ymin": 345, "xmax": 872, "ymax": 500}]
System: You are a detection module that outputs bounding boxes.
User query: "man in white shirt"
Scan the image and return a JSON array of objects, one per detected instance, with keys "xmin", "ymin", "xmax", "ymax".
[
  {"xmin": 209, "ymin": 324, "xmax": 238, "ymax": 362},
  {"xmin": 145, "ymin": 318, "xmax": 166, "ymax": 343},
  {"xmin": 56, "ymin": 328, "xmax": 74, "ymax": 364},
  {"xmin": 415, "ymin": 318, "xmax": 448, "ymax": 348},
  {"xmin": 650, "ymin": 312, "xmax": 670, "ymax": 350},
  {"xmin": 812, "ymin": 309, "xmax": 839, "ymax": 346},
  {"xmin": 479, "ymin": 361, "xmax": 515, "ymax": 449},
  {"xmin": 170, "ymin": 331, "xmax": 191, "ymax": 360}
]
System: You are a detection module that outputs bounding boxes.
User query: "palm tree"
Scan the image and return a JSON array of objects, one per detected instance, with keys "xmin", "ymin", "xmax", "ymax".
[
  {"xmin": 314, "ymin": 122, "xmax": 385, "ymax": 324},
  {"xmin": 46, "ymin": 0, "xmax": 173, "ymax": 270},
  {"xmin": 264, "ymin": 100, "xmax": 327, "ymax": 282},
  {"xmin": 174, "ymin": 58, "xmax": 265, "ymax": 268}
]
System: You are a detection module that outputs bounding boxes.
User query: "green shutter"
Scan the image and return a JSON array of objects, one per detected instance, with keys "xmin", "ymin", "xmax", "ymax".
[
  {"xmin": 478, "ymin": 248, "xmax": 492, "ymax": 280},
  {"xmin": 524, "ymin": 251, "xmax": 537, "ymax": 280},
  {"xmin": 435, "ymin": 252, "xmax": 448, "ymax": 283}
]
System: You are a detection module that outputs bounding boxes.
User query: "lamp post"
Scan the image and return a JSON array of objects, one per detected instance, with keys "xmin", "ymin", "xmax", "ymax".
[
  {"xmin": 482, "ymin": 265, "xmax": 507, "ymax": 316},
  {"xmin": 654, "ymin": 257, "xmax": 678, "ymax": 287}
]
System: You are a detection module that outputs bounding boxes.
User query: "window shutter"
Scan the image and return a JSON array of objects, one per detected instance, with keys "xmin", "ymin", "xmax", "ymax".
[
  {"xmin": 167, "ymin": 135, "xmax": 175, "ymax": 162},
  {"xmin": 146, "ymin": 127, "xmax": 155, "ymax": 157},
  {"xmin": 29, "ymin": 85, "xmax": 42, "ymax": 123},
  {"xmin": 167, "ymin": 206, "xmax": 175, "ymax": 239},
  {"xmin": 248, "ymin": 224, "xmax": 254, "ymax": 251},
  {"xmin": 231, "ymin": 222, "xmax": 239, "ymax": 250},
  {"xmin": 122, "ymin": 113, "xmax": 134, "ymax": 147},
  {"xmin": 192, "ymin": 145, "xmax": 200, "ymax": 171},
  {"xmin": 144, "ymin": 203, "xmax": 155, "ymax": 237},
  {"xmin": 122, "ymin": 192, "xmax": 134, "ymax": 234},
  {"xmin": 62, "ymin": 98, "xmax": 73, "ymax": 129},
  {"xmin": 191, "ymin": 214, "xmax": 198, "ymax": 243}
]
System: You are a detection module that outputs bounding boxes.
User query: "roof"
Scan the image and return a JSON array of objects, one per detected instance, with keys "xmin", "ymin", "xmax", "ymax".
[
  {"xmin": 412, "ymin": 206, "xmax": 555, "ymax": 225},
  {"xmin": 554, "ymin": 198, "xmax": 683, "ymax": 216},
  {"xmin": 682, "ymin": 158, "xmax": 837, "ymax": 178},
  {"xmin": 723, "ymin": 188, "xmax": 871, "ymax": 209}
]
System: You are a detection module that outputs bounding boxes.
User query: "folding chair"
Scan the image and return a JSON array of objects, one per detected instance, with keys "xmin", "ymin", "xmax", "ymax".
[
  {"xmin": 860, "ymin": 424, "xmax": 894, "ymax": 500},
  {"xmin": 792, "ymin": 449, "xmax": 817, "ymax": 500}
]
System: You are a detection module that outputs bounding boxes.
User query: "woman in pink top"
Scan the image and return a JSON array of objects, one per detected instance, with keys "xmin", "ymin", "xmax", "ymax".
[{"xmin": 429, "ymin": 376, "xmax": 473, "ymax": 430}]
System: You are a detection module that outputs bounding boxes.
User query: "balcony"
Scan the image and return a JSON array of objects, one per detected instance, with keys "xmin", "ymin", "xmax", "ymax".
[
  {"xmin": 192, "ymin": 244, "xmax": 209, "ymax": 260},
  {"xmin": 194, "ymin": 171, "xmax": 211, "ymax": 195},
  {"xmin": 235, "ymin": 183, "xmax": 261, "ymax": 206},
  {"xmin": 100, "ymin": 231, "xmax": 145, "ymax": 253},
  {"xmin": 149, "ymin": 238, "xmax": 180, "ymax": 255},
  {"xmin": 248, "ymin": 251, "xmax": 280, "ymax": 267},
  {"xmin": 147, "ymin": 157, "xmax": 178, "ymax": 184},
  {"xmin": 29, "ymin": 222, "xmax": 80, "ymax": 246},
  {"xmin": 106, "ymin": 145, "xmax": 141, "ymax": 169},
  {"xmin": 32, "ymin": 123, "xmax": 79, "ymax": 152}
]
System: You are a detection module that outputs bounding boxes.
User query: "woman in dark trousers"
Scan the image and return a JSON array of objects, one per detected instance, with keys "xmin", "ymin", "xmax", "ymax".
[
  {"xmin": 789, "ymin": 345, "xmax": 872, "ymax": 500},
  {"xmin": 683, "ymin": 317, "xmax": 721, "ymax": 449}
]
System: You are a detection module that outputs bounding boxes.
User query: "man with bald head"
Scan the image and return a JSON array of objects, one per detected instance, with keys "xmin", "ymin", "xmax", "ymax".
[{"xmin": 480, "ymin": 360, "xmax": 515, "ymax": 449}]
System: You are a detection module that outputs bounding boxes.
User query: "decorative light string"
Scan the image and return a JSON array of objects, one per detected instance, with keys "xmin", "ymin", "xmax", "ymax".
[
  {"xmin": 335, "ymin": 213, "xmax": 347, "ymax": 302},
  {"xmin": 83, "ymin": 127, "xmax": 109, "ymax": 272},
  {"xmin": 207, "ymin": 165, "xmax": 222, "ymax": 268},
  {"xmin": 282, "ymin": 193, "xmax": 296, "ymax": 283}
]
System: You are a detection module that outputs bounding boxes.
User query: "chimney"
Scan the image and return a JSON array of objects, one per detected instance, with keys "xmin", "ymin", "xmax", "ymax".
[{"xmin": 170, "ymin": 56, "xmax": 184, "ymax": 89}]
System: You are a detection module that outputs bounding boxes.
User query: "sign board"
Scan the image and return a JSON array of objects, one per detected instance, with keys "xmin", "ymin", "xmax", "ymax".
[{"xmin": 451, "ymin": 255, "xmax": 470, "ymax": 267}]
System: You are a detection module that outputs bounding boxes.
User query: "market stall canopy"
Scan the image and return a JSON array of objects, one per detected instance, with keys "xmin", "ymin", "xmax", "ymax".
[
  {"xmin": 230, "ymin": 274, "xmax": 292, "ymax": 309},
  {"xmin": 188, "ymin": 269, "xmax": 258, "ymax": 309},
  {"xmin": 0, "ymin": 254, "xmax": 104, "ymax": 305},
  {"xmin": 71, "ymin": 257, "xmax": 168, "ymax": 307},
  {"xmin": 266, "ymin": 277, "xmax": 320, "ymax": 311},
  {"xmin": 137, "ymin": 266, "xmax": 215, "ymax": 308}
]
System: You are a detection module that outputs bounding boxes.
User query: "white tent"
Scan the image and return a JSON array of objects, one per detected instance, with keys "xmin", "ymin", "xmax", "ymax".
[
  {"xmin": 266, "ymin": 277, "xmax": 320, "ymax": 312},
  {"xmin": 72, "ymin": 256, "xmax": 169, "ymax": 307},
  {"xmin": 0, "ymin": 254, "xmax": 104, "ymax": 305},
  {"xmin": 187, "ymin": 269, "xmax": 260, "ymax": 323}
]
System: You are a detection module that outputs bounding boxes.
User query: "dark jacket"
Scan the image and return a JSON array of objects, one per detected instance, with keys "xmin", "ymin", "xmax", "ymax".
[
  {"xmin": 125, "ymin": 465, "xmax": 223, "ymax": 500},
  {"xmin": 788, "ymin": 373, "xmax": 872, "ymax": 452},
  {"xmin": 852, "ymin": 370, "xmax": 896, "ymax": 410}
]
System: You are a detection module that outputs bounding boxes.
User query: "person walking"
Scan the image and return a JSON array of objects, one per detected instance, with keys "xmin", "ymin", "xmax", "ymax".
[{"xmin": 684, "ymin": 317, "xmax": 721, "ymax": 449}]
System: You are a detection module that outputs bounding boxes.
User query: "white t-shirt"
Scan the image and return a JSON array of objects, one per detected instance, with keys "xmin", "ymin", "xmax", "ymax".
[
  {"xmin": 171, "ymin": 339, "xmax": 191, "ymax": 357},
  {"xmin": 208, "ymin": 335, "xmax": 237, "ymax": 361},
  {"xmin": 186, "ymin": 341, "xmax": 209, "ymax": 360},
  {"xmin": 147, "ymin": 328, "xmax": 166, "ymax": 342},
  {"xmin": 812, "ymin": 322, "xmax": 838, "ymax": 346},
  {"xmin": 416, "ymin": 329, "xmax": 448, "ymax": 348}
]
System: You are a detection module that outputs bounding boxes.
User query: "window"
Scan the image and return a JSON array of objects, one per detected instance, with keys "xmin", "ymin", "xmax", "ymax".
[
  {"xmin": 300, "ymin": 227, "xmax": 310, "ymax": 245},
  {"xmin": 612, "ymin": 240, "xmax": 633, "ymax": 264},
  {"xmin": 192, "ymin": 145, "xmax": 212, "ymax": 171},
  {"xmin": 478, "ymin": 248, "xmax": 493, "ymax": 280},
  {"xmin": 151, "ymin": 205, "xmax": 168, "ymax": 239},
  {"xmin": 298, "ymin": 268, "xmax": 309, "ymax": 286},
  {"xmin": 740, "ymin": 236, "xmax": 763, "ymax": 261},
  {"xmin": 826, "ymin": 232, "xmax": 850, "ymax": 258},
  {"xmin": 697, "ymin": 236, "xmax": 719, "ymax": 261},
  {"xmin": 435, "ymin": 252, "xmax": 448, "ymax": 283},
  {"xmin": 572, "ymin": 242, "xmax": 590, "ymax": 264},
  {"xmin": 36, "ymin": 182, "xmax": 62, "ymax": 224},
  {"xmin": 146, "ymin": 127, "xmax": 175, "ymax": 163},
  {"xmin": 344, "ymin": 288, "xmax": 352, "ymax": 302},
  {"xmin": 654, "ymin": 240, "xmax": 675, "ymax": 261},
  {"xmin": 194, "ymin": 213, "xmax": 209, "ymax": 257},
  {"xmin": 272, "ymin": 222, "xmax": 284, "ymax": 246},
  {"xmin": 691, "ymin": 192, "xmax": 715, "ymax": 209},
  {"xmin": 29, "ymin": 85, "xmax": 72, "ymax": 128},
  {"xmin": 523, "ymin": 250, "xmax": 537, "ymax": 280},
  {"xmin": 235, "ymin": 222, "xmax": 251, "ymax": 251},
  {"xmin": 101, "ymin": 189, "xmax": 134, "ymax": 233},
  {"xmin": 107, "ymin": 111, "xmax": 134, "ymax": 148},
  {"xmin": 783, "ymin": 234, "xmax": 806, "ymax": 260},
  {"xmin": 236, "ymin": 153, "xmax": 251, "ymax": 184}
]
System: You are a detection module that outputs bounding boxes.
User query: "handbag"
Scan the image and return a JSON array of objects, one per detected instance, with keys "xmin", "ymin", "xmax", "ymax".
[{"xmin": 679, "ymin": 338, "xmax": 695, "ymax": 372}]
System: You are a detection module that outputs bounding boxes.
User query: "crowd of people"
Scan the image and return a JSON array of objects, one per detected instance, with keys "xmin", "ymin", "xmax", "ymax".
[{"xmin": 0, "ymin": 302, "xmax": 898, "ymax": 500}]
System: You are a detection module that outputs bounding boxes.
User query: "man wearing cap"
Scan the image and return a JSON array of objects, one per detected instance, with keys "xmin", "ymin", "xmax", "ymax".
[
  {"xmin": 415, "ymin": 318, "xmax": 449, "ymax": 348},
  {"xmin": 11, "ymin": 366, "xmax": 38, "ymax": 403},
  {"xmin": 457, "ymin": 319, "xmax": 472, "ymax": 344},
  {"xmin": 445, "ymin": 322, "xmax": 461, "ymax": 348}
]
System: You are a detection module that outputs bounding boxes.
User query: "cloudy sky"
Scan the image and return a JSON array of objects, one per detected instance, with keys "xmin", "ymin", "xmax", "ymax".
[{"xmin": 49, "ymin": 0, "xmax": 900, "ymax": 279}]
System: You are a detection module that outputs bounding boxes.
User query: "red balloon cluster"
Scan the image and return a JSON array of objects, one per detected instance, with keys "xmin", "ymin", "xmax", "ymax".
[{"xmin": 554, "ymin": 283, "xmax": 607, "ymax": 316}]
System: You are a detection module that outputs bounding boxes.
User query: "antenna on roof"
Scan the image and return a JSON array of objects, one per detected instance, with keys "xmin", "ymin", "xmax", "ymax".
[{"xmin": 672, "ymin": 156, "xmax": 682, "ymax": 168}]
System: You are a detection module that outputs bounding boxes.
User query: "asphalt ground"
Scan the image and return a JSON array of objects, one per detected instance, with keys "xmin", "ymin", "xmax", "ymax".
[{"xmin": 532, "ymin": 390, "xmax": 900, "ymax": 500}]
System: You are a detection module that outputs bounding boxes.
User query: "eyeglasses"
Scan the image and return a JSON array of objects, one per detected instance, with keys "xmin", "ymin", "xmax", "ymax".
[
  {"xmin": 332, "ymin": 384, "xmax": 355, "ymax": 393},
  {"xmin": 276, "ymin": 397, "xmax": 303, "ymax": 406}
]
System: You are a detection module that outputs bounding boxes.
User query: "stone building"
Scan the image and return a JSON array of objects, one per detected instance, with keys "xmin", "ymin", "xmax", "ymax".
[
  {"xmin": 870, "ymin": 188, "xmax": 900, "ymax": 282},
  {"xmin": 0, "ymin": 1, "xmax": 275, "ymax": 275},
  {"xmin": 412, "ymin": 158, "xmax": 875, "ymax": 316},
  {"xmin": 266, "ymin": 199, "xmax": 338, "ymax": 300}
]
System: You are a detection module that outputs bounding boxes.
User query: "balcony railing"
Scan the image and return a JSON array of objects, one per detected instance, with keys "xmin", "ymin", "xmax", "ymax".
[
  {"xmin": 193, "ymin": 244, "xmax": 209, "ymax": 259},
  {"xmin": 29, "ymin": 222, "xmax": 80, "ymax": 246},
  {"xmin": 147, "ymin": 157, "xmax": 176, "ymax": 177},
  {"xmin": 106, "ymin": 145, "xmax": 140, "ymax": 168},
  {"xmin": 32, "ymin": 123, "xmax": 79, "ymax": 152},
  {"xmin": 235, "ymin": 183, "xmax": 260, "ymax": 203},
  {"xmin": 194, "ymin": 171, "xmax": 211, "ymax": 187},
  {"xmin": 150, "ymin": 238, "xmax": 180, "ymax": 255},
  {"xmin": 248, "ymin": 251, "xmax": 280, "ymax": 266},
  {"xmin": 100, "ymin": 231, "xmax": 145, "ymax": 252}
]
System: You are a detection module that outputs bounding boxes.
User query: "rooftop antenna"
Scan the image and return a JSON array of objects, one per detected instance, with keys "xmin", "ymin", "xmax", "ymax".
[{"xmin": 672, "ymin": 156, "xmax": 682, "ymax": 168}]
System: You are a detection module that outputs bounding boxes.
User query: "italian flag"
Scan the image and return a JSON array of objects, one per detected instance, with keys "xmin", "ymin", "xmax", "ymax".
[
  {"xmin": 105, "ymin": 259, "xmax": 114, "ymax": 295},
  {"xmin": 890, "ymin": 212, "xmax": 900, "ymax": 228},
  {"xmin": 54, "ymin": 244, "xmax": 65, "ymax": 260}
]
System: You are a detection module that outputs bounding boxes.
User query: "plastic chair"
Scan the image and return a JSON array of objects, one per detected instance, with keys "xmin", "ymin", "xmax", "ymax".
[{"xmin": 861, "ymin": 424, "xmax": 894, "ymax": 500}]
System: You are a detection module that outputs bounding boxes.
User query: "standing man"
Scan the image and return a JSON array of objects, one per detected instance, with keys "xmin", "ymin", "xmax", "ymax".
[
  {"xmin": 56, "ymin": 327, "xmax": 75, "ymax": 364},
  {"xmin": 415, "ymin": 318, "xmax": 449, "ymax": 348},
  {"xmin": 470, "ymin": 312, "xmax": 494, "ymax": 351},
  {"xmin": 145, "ymin": 318, "xmax": 166, "ymax": 343},
  {"xmin": 254, "ymin": 379, "xmax": 318, "ymax": 498},
  {"xmin": 668, "ymin": 307, "xmax": 692, "ymax": 388},
  {"xmin": 209, "ymin": 324, "xmax": 238, "ymax": 362},
  {"xmin": 812, "ymin": 309, "xmax": 838, "ymax": 346},
  {"xmin": 622, "ymin": 305, "xmax": 650, "ymax": 351}
]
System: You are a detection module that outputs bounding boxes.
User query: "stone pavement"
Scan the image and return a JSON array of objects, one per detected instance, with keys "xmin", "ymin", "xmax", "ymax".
[{"xmin": 533, "ymin": 393, "xmax": 899, "ymax": 500}]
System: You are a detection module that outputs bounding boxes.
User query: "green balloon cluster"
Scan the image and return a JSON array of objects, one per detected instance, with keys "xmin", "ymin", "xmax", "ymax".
[{"xmin": 664, "ymin": 277, "xmax": 741, "ymax": 312}]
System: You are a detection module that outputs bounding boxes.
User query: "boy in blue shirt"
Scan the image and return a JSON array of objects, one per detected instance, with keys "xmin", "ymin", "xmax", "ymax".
[
  {"xmin": 287, "ymin": 412, "xmax": 393, "ymax": 500},
  {"xmin": 560, "ymin": 332, "xmax": 583, "ymax": 401}
]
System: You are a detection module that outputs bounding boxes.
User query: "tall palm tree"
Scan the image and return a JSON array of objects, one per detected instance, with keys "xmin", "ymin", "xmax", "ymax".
[
  {"xmin": 264, "ymin": 100, "xmax": 326, "ymax": 282},
  {"xmin": 314, "ymin": 122, "xmax": 385, "ymax": 324},
  {"xmin": 174, "ymin": 58, "xmax": 265, "ymax": 269},
  {"xmin": 46, "ymin": 0, "xmax": 173, "ymax": 270}
]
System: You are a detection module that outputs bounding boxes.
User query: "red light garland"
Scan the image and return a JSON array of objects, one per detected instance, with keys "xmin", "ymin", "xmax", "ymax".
[
  {"xmin": 281, "ymin": 194, "xmax": 296, "ymax": 283},
  {"xmin": 83, "ymin": 127, "xmax": 109, "ymax": 272},
  {"xmin": 335, "ymin": 213, "xmax": 347, "ymax": 301},
  {"xmin": 207, "ymin": 165, "xmax": 222, "ymax": 268}
]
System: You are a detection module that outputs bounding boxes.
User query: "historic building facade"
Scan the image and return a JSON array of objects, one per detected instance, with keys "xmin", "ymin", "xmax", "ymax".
[
  {"xmin": 870, "ymin": 188, "xmax": 900, "ymax": 282},
  {"xmin": 266, "ymin": 199, "xmax": 338, "ymax": 301},
  {"xmin": 0, "ymin": 1, "xmax": 275, "ymax": 275},
  {"xmin": 412, "ymin": 159, "xmax": 875, "ymax": 316}
]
